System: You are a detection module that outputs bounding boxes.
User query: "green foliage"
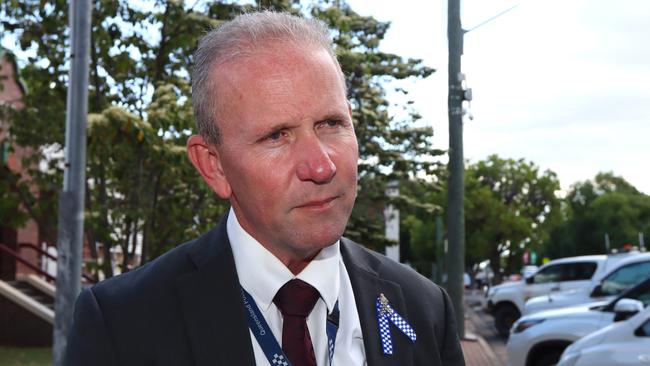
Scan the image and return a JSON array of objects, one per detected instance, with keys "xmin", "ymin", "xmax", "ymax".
[
  {"xmin": 395, "ymin": 155, "xmax": 562, "ymax": 278},
  {"xmin": 464, "ymin": 155, "xmax": 561, "ymax": 275},
  {"xmin": 545, "ymin": 172, "xmax": 650, "ymax": 257},
  {"xmin": 390, "ymin": 178, "xmax": 445, "ymax": 278},
  {"xmin": 0, "ymin": 0, "xmax": 439, "ymax": 276}
]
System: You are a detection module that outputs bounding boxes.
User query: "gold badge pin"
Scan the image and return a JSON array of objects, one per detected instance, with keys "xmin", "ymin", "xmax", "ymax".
[{"xmin": 379, "ymin": 293, "xmax": 393, "ymax": 316}]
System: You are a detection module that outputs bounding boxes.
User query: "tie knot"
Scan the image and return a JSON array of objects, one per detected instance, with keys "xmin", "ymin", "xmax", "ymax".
[{"xmin": 273, "ymin": 279, "xmax": 320, "ymax": 317}]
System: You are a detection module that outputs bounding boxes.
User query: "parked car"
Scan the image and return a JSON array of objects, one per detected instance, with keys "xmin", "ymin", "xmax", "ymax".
[
  {"xmin": 506, "ymin": 276, "xmax": 650, "ymax": 366},
  {"xmin": 484, "ymin": 254, "xmax": 626, "ymax": 337},
  {"xmin": 521, "ymin": 265, "xmax": 539, "ymax": 279},
  {"xmin": 558, "ymin": 302, "xmax": 650, "ymax": 366},
  {"xmin": 525, "ymin": 252, "xmax": 650, "ymax": 314}
]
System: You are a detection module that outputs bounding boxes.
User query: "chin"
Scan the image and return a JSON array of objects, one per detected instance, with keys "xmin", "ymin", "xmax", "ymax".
[{"xmin": 304, "ymin": 223, "xmax": 346, "ymax": 248}]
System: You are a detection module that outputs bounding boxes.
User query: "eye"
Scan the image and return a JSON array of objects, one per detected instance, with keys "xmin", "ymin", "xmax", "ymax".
[
  {"xmin": 319, "ymin": 119, "xmax": 342, "ymax": 129},
  {"xmin": 260, "ymin": 129, "xmax": 288, "ymax": 143}
]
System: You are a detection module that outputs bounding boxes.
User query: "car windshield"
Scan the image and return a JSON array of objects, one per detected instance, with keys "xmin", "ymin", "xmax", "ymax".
[
  {"xmin": 532, "ymin": 262, "xmax": 597, "ymax": 284},
  {"xmin": 601, "ymin": 261, "xmax": 650, "ymax": 296}
]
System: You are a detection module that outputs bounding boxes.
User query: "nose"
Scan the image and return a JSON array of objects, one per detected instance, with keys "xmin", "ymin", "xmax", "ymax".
[{"xmin": 296, "ymin": 137, "xmax": 336, "ymax": 184}]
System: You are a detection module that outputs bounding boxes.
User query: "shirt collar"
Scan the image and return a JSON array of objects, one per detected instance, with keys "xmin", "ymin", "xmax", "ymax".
[{"xmin": 227, "ymin": 208, "xmax": 341, "ymax": 312}]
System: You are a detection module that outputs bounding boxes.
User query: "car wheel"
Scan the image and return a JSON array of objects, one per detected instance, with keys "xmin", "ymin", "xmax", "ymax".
[
  {"xmin": 494, "ymin": 304, "xmax": 520, "ymax": 338},
  {"xmin": 533, "ymin": 349, "xmax": 563, "ymax": 366}
]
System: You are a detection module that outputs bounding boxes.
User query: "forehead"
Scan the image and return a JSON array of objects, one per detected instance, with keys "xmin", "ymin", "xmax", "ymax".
[{"xmin": 211, "ymin": 43, "xmax": 347, "ymax": 125}]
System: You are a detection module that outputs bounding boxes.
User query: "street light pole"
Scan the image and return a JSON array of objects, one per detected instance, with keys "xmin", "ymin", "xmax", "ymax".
[
  {"xmin": 53, "ymin": 1, "xmax": 92, "ymax": 365},
  {"xmin": 447, "ymin": 0, "xmax": 466, "ymax": 339}
]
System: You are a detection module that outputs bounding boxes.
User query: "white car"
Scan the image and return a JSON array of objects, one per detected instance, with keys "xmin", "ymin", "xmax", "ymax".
[
  {"xmin": 521, "ymin": 265, "xmax": 539, "ymax": 279},
  {"xmin": 525, "ymin": 252, "xmax": 650, "ymax": 315},
  {"xmin": 558, "ymin": 302, "xmax": 650, "ymax": 366},
  {"xmin": 485, "ymin": 255, "xmax": 618, "ymax": 337},
  {"xmin": 506, "ymin": 276, "xmax": 650, "ymax": 366}
]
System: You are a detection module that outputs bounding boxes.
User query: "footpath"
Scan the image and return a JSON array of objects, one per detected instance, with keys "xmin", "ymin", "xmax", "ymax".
[{"xmin": 460, "ymin": 298, "xmax": 506, "ymax": 366}]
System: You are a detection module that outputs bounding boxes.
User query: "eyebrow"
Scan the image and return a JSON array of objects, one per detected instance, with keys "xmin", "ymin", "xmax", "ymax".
[
  {"xmin": 318, "ymin": 111, "xmax": 350, "ymax": 123},
  {"xmin": 255, "ymin": 111, "xmax": 350, "ymax": 138}
]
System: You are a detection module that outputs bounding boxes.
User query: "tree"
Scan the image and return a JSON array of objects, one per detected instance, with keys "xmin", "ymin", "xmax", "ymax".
[
  {"xmin": 464, "ymin": 155, "xmax": 561, "ymax": 277},
  {"xmin": 394, "ymin": 155, "xmax": 561, "ymax": 280},
  {"xmin": 545, "ymin": 172, "xmax": 650, "ymax": 257},
  {"xmin": 0, "ymin": 0, "xmax": 439, "ymax": 278}
]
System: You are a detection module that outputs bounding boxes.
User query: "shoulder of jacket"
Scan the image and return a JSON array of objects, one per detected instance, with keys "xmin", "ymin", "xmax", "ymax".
[{"xmin": 341, "ymin": 237, "xmax": 443, "ymax": 298}]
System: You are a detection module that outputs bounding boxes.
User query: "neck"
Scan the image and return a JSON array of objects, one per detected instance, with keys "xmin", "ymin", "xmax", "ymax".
[{"xmin": 283, "ymin": 250, "xmax": 321, "ymax": 275}]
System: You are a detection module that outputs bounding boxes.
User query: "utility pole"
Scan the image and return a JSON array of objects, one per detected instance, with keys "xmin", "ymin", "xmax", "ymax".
[
  {"xmin": 53, "ymin": 1, "xmax": 92, "ymax": 365},
  {"xmin": 640, "ymin": 232, "xmax": 645, "ymax": 252},
  {"xmin": 447, "ymin": 0, "xmax": 466, "ymax": 339}
]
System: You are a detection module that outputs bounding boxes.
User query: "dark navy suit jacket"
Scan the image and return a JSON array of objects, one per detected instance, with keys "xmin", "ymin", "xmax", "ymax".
[{"xmin": 65, "ymin": 214, "xmax": 465, "ymax": 366}]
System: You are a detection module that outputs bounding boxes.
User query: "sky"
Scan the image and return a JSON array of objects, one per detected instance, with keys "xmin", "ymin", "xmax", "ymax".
[{"xmin": 347, "ymin": 0, "xmax": 650, "ymax": 194}]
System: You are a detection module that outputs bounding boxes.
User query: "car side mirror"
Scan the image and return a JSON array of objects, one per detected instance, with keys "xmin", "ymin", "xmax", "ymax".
[
  {"xmin": 525, "ymin": 276, "xmax": 534, "ymax": 284},
  {"xmin": 613, "ymin": 298, "xmax": 644, "ymax": 322},
  {"xmin": 590, "ymin": 284, "xmax": 603, "ymax": 297}
]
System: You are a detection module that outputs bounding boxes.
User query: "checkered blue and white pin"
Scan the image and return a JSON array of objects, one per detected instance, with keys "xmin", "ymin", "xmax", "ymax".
[{"xmin": 376, "ymin": 293, "xmax": 417, "ymax": 355}]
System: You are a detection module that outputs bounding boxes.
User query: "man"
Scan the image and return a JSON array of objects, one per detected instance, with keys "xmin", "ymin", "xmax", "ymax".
[{"xmin": 65, "ymin": 11, "xmax": 465, "ymax": 366}]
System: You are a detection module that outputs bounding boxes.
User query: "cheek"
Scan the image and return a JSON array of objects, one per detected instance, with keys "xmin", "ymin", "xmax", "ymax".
[
  {"xmin": 331, "ymin": 139, "xmax": 359, "ymax": 174},
  {"xmin": 225, "ymin": 146, "xmax": 284, "ymax": 180},
  {"xmin": 245, "ymin": 158, "xmax": 294, "ymax": 200}
]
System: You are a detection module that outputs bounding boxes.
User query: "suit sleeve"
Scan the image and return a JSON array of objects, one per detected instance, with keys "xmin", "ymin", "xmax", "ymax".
[
  {"xmin": 440, "ymin": 287, "xmax": 466, "ymax": 366},
  {"xmin": 64, "ymin": 288, "xmax": 119, "ymax": 366}
]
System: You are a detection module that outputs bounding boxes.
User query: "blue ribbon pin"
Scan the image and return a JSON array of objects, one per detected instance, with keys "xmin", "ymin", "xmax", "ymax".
[{"xmin": 376, "ymin": 293, "xmax": 417, "ymax": 355}]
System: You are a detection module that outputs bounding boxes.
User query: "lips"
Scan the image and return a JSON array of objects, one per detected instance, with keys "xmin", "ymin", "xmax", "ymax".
[{"xmin": 296, "ymin": 196, "xmax": 338, "ymax": 209}]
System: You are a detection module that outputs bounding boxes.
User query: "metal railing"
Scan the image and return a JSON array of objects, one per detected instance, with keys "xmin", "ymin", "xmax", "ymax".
[
  {"xmin": 0, "ymin": 244, "xmax": 56, "ymax": 283},
  {"xmin": 17, "ymin": 242, "xmax": 97, "ymax": 284},
  {"xmin": 19, "ymin": 242, "xmax": 57, "ymax": 261}
]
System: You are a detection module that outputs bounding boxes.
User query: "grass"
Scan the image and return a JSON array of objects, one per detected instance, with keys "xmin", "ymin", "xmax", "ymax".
[{"xmin": 0, "ymin": 347, "xmax": 51, "ymax": 366}]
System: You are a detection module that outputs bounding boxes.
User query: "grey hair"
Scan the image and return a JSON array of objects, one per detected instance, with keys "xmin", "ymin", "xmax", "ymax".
[{"xmin": 192, "ymin": 11, "xmax": 345, "ymax": 145}]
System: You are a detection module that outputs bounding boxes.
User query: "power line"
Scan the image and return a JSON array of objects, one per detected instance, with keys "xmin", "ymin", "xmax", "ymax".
[{"xmin": 464, "ymin": 3, "xmax": 519, "ymax": 34}]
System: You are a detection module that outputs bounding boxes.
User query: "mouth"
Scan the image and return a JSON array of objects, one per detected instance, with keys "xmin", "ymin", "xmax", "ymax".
[{"xmin": 296, "ymin": 196, "xmax": 338, "ymax": 209}]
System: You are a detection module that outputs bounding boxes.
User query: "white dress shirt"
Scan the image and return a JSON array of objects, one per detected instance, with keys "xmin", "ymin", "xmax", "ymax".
[{"xmin": 228, "ymin": 208, "xmax": 367, "ymax": 366}]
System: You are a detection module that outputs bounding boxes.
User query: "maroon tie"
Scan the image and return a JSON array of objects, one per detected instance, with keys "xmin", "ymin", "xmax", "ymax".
[{"xmin": 273, "ymin": 279, "xmax": 320, "ymax": 366}]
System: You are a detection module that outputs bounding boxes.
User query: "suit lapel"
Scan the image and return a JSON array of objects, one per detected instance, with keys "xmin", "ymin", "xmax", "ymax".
[
  {"xmin": 175, "ymin": 215, "xmax": 256, "ymax": 366},
  {"xmin": 341, "ymin": 239, "xmax": 414, "ymax": 366}
]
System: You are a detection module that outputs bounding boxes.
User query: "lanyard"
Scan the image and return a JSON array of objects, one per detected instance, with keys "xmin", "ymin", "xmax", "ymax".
[{"xmin": 241, "ymin": 287, "xmax": 339, "ymax": 366}]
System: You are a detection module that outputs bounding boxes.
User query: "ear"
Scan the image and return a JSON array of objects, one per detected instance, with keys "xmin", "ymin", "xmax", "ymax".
[{"xmin": 186, "ymin": 135, "xmax": 232, "ymax": 199}]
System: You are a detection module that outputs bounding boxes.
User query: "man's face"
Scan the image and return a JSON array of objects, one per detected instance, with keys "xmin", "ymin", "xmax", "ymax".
[{"xmin": 209, "ymin": 44, "xmax": 358, "ymax": 262}]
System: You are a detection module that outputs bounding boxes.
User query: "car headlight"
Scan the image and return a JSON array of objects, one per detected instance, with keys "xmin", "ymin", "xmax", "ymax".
[
  {"xmin": 512, "ymin": 318, "xmax": 545, "ymax": 334},
  {"xmin": 486, "ymin": 288, "xmax": 497, "ymax": 298},
  {"xmin": 558, "ymin": 350, "xmax": 581, "ymax": 366}
]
